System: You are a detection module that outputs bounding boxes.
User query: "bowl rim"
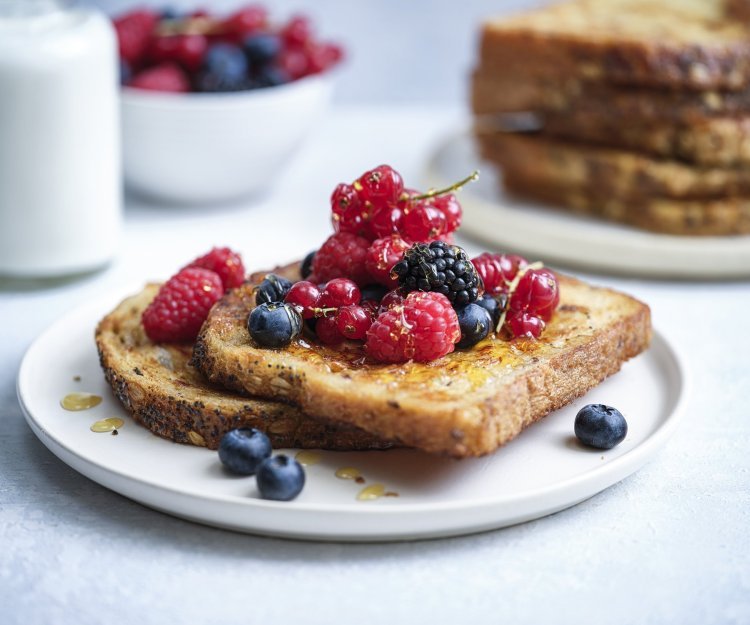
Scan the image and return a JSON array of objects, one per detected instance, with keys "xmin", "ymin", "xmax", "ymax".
[{"xmin": 121, "ymin": 69, "xmax": 337, "ymax": 109}]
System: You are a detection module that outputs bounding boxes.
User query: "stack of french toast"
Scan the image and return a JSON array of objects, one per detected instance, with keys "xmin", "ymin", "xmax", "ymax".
[{"xmin": 472, "ymin": 0, "xmax": 750, "ymax": 236}]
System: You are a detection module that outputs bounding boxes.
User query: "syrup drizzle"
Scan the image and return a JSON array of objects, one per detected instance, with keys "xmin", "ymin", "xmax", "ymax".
[
  {"xmin": 61, "ymin": 393, "xmax": 102, "ymax": 411},
  {"xmin": 335, "ymin": 467, "xmax": 362, "ymax": 480},
  {"xmin": 356, "ymin": 483, "xmax": 386, "ymax": 501},
  {"xmin": 90, "ymin": 417, "xmax": 124, "ymax": 433},
  {"xmin": 295, "ymin": 451, "xmax": 322, "ymax": 466}
]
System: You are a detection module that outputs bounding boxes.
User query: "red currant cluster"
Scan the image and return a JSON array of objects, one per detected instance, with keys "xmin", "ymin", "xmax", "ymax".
[
  {"xmin": 472, "ymin": 253, "xmax": 560, "ymax": 338},
  {"xmin": 114, "ymin": 6, "xmax": 343, "ymax": 93}
]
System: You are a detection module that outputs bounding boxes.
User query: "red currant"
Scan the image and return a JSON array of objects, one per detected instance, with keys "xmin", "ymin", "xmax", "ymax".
[
  {"xmin": 333, "ymin": 205, "xmax": 369, "ymax": 238},
  {"xmin": 402, "ymin": 204, "xmax": 446, "ymax": 242},
  {"xmin": 331, "ymin": 183, "xmax": 360, "ymax": 217},
  {"xmin": 509, "ymin": 268, "xmax": 559, "ymax": 322},
  {"xmin": 365, "ymin": 235, "xmax": 410, "ymax": 287},
  {"xmin": 368, "ymin": 205, "xmax": 403, "ymax": 239},
  {"xmin": 379, "ymin": 290, "xmax": 404, "ymax": 314},
  {"xmin": 355, "ymin": 165, "xmax": 404, "ymax": 208},
  {"xmin": 281, "ymin": 15, "xmax": 312, "ymax": 47},
  {"xmin": 276, "ymin": 47, "xmax": 309, "ymax": 80},
  {"xmin": 360, "ymin": 299, "xmax": 379, "ymax": 319},
  {"xmin": 431, "ymin": 194, "xmax": 462, "ymax": 233},
  {"xmin": 317, "ymin": 278, "xmax": 361, "ymax": 308},
  {"xmin": 507, "ymin": 312, "xmax": 544, "ymax": 338},
  {"xmin": 306, "ymin": 42, "xmax": 344, "ymax": 73},
  {"xmin": 316, "ymin": 315, "xmax": 343, "ymax": 345},
  {"xmin": 284, "ymin": 281, "xmax": 320, "ymax": 319},
  {"xmin": 336, "ymin": 305, "xmax": 372, "ymax": 340},
  {"xmin": 148, "ymin": 34, "xmax": 208, "ymax": 72},
  {"xmin": 223, "ymin": 5, "xmax": 267, "ymax": 40},
  {"xmin": 472, "ymin": 253, "xmax": 529, "ymax": 295}
]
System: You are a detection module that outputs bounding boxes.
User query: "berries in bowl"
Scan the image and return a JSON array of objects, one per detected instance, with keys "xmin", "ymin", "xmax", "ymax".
[{"xmin": 114, "ymin": 6, "xmax": 342, "ymax": 204}]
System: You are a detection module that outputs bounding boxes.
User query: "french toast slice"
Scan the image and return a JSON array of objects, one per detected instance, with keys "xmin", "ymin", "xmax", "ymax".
[
  {"xmin": 501, "ymin": 171, "xmax": 750, "ymax": 236},
  {"xmin": 95, "ymin": 285, "xmax": 393, "ymax": 451},
  {"xmin": 477, "ymin": 131, "xmax": 750, "ymax": 200},
  {"xmin": 478, "ymin": 0, "xmax": 750, "ymax": 90},
  {"xmin": 193, "ymin": 264, "xmax": 651, "ymax": 458}
]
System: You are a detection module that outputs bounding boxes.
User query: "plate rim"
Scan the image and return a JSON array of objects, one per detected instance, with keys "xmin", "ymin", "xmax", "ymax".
[
  {"xmin": 425, "ymin": 128, "xmax": 750, "ymax": 279},
  {"xmin": 16, "ymin": 289, "xmax": 690, "ymax": 533}
]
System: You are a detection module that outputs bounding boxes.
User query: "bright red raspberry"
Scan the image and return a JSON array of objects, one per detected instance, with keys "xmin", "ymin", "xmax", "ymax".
[
  {"xmin": 366, "ymin": 291, "xmax": 460, "ymax": 363},
  {"xmin": 284, "ymin": 281, "xmax": 320, "ymax": 319},
  {"xmin": 318, "ymin": 278, "xmax": 360, "ymax": 308},
  {"xmin": 507, "ymin": 311, "xmax": 545, "ymax": 339},
  {"xmin": 129, "ymin": 63, "xmax": 190, "ymax": 92},
  {"xmin": 471, "ymin": 253, "xmax": 528, "ymax": 295},
  {"xmin": 223, "ymin": 5, "xmax": 268, "ymax": 40},
  {"xmin": 336, "ymin": 305, "xmax": 372, "ymax": 340},
  {"xmin": 316, "ymin": 315, "xmax": 343, "ymax": 345},
  {"xmin": 431, "ymin": 194, "xmax": 462, "ymax": 233},
  {"xmin": 142, "ymin": 268, "xmax": 224, "ymax": 343},
  {"xmin": 281, "ymin": 15, "xmax": 312, "ymax": 47},
  {"xmin": 310, "ymin": 232, "xmax": 371, "ymax": 285},
  {"xmin": 402, "ymin": 204, "xmax": 447, "ymax": 242},
  {"xmin": 114, "ymin": 9, "xmax": 158, "ymax": 65},
  {"xmin": 148, "ymin": 34, "xmax": 208, "ymax": 72},
  {"xmin": 184, "ymin": 247, "xmax": 245, "ymax": 289},
  {"xmin": 355, "ymin": 165, "xmax": 404, "ymax": 209},
  {"xmin": 365, "ymin": 235, "xmax": 410, "ymax": 287},
  {"xmin": 509, "ymin": 268, "xmax": 560, "ymax": 322}
]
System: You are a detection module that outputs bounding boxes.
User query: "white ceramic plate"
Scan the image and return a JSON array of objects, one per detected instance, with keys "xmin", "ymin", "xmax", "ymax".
[
  {"xmin": 18, "ymin": 291, "xmax": 687, "ymax": 542},
  {"xmin": 424, "ymin": 130, "xmax": 750, "ymax": 279}
]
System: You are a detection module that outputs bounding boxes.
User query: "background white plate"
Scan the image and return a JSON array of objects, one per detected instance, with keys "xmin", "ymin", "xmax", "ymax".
[
  {"xmin": 425, "ymin": 130, "xmax": 750, "ymax": 279},
  {"xmin": 18, "ymin": 291, "xmax": 687, "ymax": 542}
]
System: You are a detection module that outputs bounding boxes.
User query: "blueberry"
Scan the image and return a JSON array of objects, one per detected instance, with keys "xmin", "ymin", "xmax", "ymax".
[
  {"xmin": 243, "ymin": 34, "xmax": 282, "ymax": 66},
  {"xmin": 255, "ymin": 274, "xmax": 293, "ymax": 305},
  {"xmin": 475, "ymin": 293, "xmax": 506, "ymax": 328},
  {"xmin": 360, "ymin": 284, "xmax": 388, "ymax": 303},
  {"xmin": 574, "ymin": 404, "xmax": 628, "ymax": 449},
  {"xmin": 218, "ymin": 428, "xmax": 272, "ymax": 475},
  {"xmin": 256, "ymin": 455, "xmax": 305, "ymax": 501},
  {"xmin": 300, "ymin": 251, "xmax": 315, "ymax": 279},
  {"xmin": 248, "ymin": 302, "xmax": 302, "ymax": 347},
  {"xmin": 254, "ymin": 66, "xmax": 289, "ymax": 88},
  {"xmin": 195, "ymin": 71, "xmax": 251, "ymax": 93},
  {"xmin": 203, "ymin": 43, "xmax": 248, "ymax": 80},
  {"xmin": 456, "ymin": 303, "xmax": 492, "ymax": 349},
  {"xmin": 160, "ymin": 7, "xmax": 182, "ymax": 20}
]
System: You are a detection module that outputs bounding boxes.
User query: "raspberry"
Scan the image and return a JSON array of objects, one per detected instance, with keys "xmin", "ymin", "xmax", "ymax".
[
  {"xmin": 114, "ymin": 9, "xmax": 158, "ymax": 65},
  {"xmin": 471, "ymin": 253, "xmax": 528, "ymax": 295},
  {"xmin": 184, "ymin": 247, "xmax": 245, "ymax": 289},
  {"xmin": 310, "ymin": 232, "xmax": 371, "ymax": 285},
  {"xmin": 142, "ymin": 268, "xmax": 224, "ymax": 343},
  {"xmin": 366, "ymin": 291, "xmax": 460, "ymax": 363},
  {"xmin": 129, "ymin": 63, "xmax": 190, "ymax": 92},
  {"xmin": 148, "ymin": 34, "xmax": 208, "ymax": 72},
  {"xmin": 223, "ymin": 5, "xmax": 268, "ymax": 40},
  {"xmin": 306, "ymin": 42, "xmax": 344, "ymax": 74},
  {"xmin": 281, "ymin": 15, "xmax": 312, "ymax": 47},
  {"xmin": 365, "ymin": 235, "xmax": 410, "ymax": 287}
]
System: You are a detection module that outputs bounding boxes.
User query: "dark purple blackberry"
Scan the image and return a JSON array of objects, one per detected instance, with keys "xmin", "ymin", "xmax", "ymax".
[{"xmin": 391, "ymin": 241, "xmax": 483, "ymax": 306}]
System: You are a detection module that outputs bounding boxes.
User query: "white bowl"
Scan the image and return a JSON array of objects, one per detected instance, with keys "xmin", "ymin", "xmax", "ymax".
[{"xmin": 121, "ymin": 72, "xmax": 335, "ymax": 204}]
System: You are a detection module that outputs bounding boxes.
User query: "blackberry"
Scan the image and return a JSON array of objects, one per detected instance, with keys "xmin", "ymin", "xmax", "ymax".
[{"xmin": 391, "ymin": 241, "xmax": 483, "ymax": 306}]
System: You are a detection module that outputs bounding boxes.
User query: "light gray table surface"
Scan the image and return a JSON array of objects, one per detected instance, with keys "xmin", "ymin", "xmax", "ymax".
[{"xmin": 1, "ymin": 107, "xmax": 748, "ymax": 625}]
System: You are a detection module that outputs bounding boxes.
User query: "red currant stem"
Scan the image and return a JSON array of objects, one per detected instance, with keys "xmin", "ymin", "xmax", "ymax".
[
  {"xmin": 407, "ymin": 171, "xmax": 479, "ymax": 202},
  {"xmin": 312, "ymin": 307, "xmax": 338, "ymax": 318},
  {"xmin": 495, "ymin": 261, "xmax": 544, "ymax": 334}
]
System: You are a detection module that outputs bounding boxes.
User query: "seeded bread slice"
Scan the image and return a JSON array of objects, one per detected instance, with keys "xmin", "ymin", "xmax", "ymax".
[
  {"xmin": 477, "ymin": 130, "xmax": 750, "ymax": 200},
  {"xmin": 192, "ymin": 265, "xmax": 651, "ymax": 458},
  {"xmin": 95, "ymin": 285, "xmax": 393, "ymax": 451},
  {"xmin": 478, "ymin": 0, "xmax": 750, "ymax": 91}
]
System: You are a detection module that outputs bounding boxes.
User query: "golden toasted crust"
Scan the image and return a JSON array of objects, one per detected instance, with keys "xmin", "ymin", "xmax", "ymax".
[
  {"xmin": 478, "ymin": 0, "xmax": 750, "ymax": 90},
  {"xmin": 95, "ymin": 285, "xmax": 393, "ymax": 451},
  {"xmin": 193, "ymin": 265, "xmax": 652, "ymax": 458},
  {"xmin": 477, "ymin": 131, "xmax": 750, "ymax": 200}
]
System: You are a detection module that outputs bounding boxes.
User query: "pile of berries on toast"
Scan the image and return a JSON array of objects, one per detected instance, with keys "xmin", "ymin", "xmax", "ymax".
[
  {"xmin": 114, "ymin": 5, "xmax": 343, "ymax": 93},
  {"xmin": 249, "ymin": 164, "xmax": 561, "ymax": 363}
]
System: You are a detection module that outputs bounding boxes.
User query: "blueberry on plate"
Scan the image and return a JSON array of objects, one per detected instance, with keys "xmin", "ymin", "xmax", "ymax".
[
  {"xmin": 475, "ymin": 293, "xmax": 506, "ymax": 328},
  {"xmin": 574, "ymin": 404, "xmax": 628, "ymax": 449},
  {"xmin": 254, "ymin": 66, "xmax": 288, "ymax": 88},
  {"xmin": 248, "ymin": 302, "xmax": 302, "ymax": 347},
  {"xmin": 456, "ymin": 303, "xmax": 493, "ymax": 349},
  {"xmin": 300, "ymin": 250, "xmax": 315, "ymax": 279},
  {"xmin": 255, "ymin": 273, "xmax": 293, "ymax": 305},
  {"xmin": 218, "ymin": 428, "xmax": 272, "ymax": 475},
  {"xmin": 243, "ymin": 33, "xmax": 282, "ymax": 66},
  {"xmin": 256, "ymin": 455, "xmax": 305, "ymax": 501}
]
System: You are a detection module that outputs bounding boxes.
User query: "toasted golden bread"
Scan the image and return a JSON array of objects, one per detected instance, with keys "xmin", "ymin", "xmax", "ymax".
[
  {"xmin": 193, "ymin": 265, "xmax": 651, "ymax": 458},
  {"xmin": 477, "ymin": 131, "xmax": 750, "ymax": 200},
  {"xmin": 95, "ymin": 285, "xmax": 393, "ymax": 451},
  {"xmin": 478, "ymin": 0, "xmax": 750, "ymax": 90}
]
